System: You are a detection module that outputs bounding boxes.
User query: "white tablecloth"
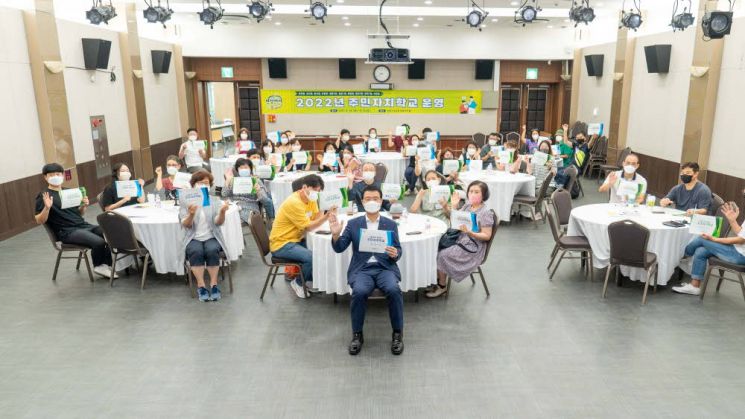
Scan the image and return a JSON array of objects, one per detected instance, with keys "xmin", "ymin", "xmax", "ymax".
[
  {"xmin": 210, "ymin": 157, "xmax": 240, "ymax": 187},
  {"xmin": 267, "ymin": 172, "xmax": 348, "ymax": 214},
  {"xmin": 567, "ymin": 203, "xmax": 694, "ymax": 285},
  {"xmin": 307, "ymin": 213, "xmax": 447, "ymax": 295},
  {"xmin": 458, "ymin": 171, "xmax": 535, "ymax": 222},
  {"xmin": 114, "ymin": 204, "xmax": 244, "ymax": 275},
  {"xmin": 360, "ymin": 152, "xmax": 407, "ymax": 184}
]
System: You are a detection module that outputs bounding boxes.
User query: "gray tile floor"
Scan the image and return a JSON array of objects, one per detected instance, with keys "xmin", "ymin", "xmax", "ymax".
[{"xmin": 2, "ymin": 183, "xmax": 745, "ymax": 418}]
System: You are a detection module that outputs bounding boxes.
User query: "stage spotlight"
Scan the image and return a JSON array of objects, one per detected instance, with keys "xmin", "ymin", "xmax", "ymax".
[
  {"xmin": 670, "ymin": 0, "xmax": 694, "ymax": 32},
  {"xmin": 464, "ymin": 1, "xmax": 488, "ymax": 31},
  {"xmin": 514, "ymin": 1, "xmax": 544, "ymax": 26},
  {"xmin": 308, "ymin": 2, "xmax": 327, "ymax": 23},
  {"xmin": 619, "ymin": 0, "xmax": 642, "ymax": 31},
  {"xmin": 199, "ymin": 0, "xmax": 223, "ymax": 29},
  {"xmin": 143, "ymin": 1, "xmax": 173, "ymax": 28},
  {"xmin": 249, "ymin": 1, "xmax": 273, "ymax": 22},
  {"xmin": 86, "ymin": 0, "xmax": 117, "ymax": 25},
  {"xmin": 569, "ymin": 0, "xmax": 595, "ymax": 27},
  {"xmin": 701, "ymin": 11, "xmax": 733, "ymax": 39}
]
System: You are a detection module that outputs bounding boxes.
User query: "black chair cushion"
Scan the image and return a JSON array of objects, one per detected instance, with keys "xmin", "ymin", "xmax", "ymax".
[
  {"xmin": 271, "ymin": 257, "xmax": 301, "ymax": 265},
  {"xmin": 611, "ymin": 252, "xmax": 657, "ymax": 269},
  {"xmin": 709, "ymin": 257, "xmax": 745, "ymax": 272},
  {"xmin": 558, "ymin": 235, "xmax": 592, "ymax": 249}
]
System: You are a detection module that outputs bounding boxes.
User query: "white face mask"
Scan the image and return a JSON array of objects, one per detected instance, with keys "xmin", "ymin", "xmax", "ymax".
[
  {"xmin": 362, "ymin": 171, "xmax": 375, "ymax": 181},
  {"xmin": 167, "ymin": 166, "xmax": 179, "ymax": 176},
  {"xmin": 426, "ymin": 180, "xmax": 440, "ymax": 189},
  {"xmin": 306, "ymin": 190, "xmax": 319, "ymax": 201},
  {"xmin": 263, "ymin": 146, "xmax": 273, "ymax": 154},
  {"xmin": 118, "ymin": 171, "xmax": 131, "ymax": 181},
  {"xmin": 291, "ymin": 145, "xmax": 301, "ymax": 152},
  {"xmin": 467, "ymin": 148, "xmax": 477, "ymax": 156},
  {"xmin": 250, "ymin": 158, "xmax": 261, "ymax": 165},
  {"xmin": 280, "ymin": 137, "xmax": 289, "ymax": 144},
  {"xmin": 342, "ymin": 135, "xmax": 350, "ymax": 142},
  {"xmin": 369, "ymin": 132, "xmax": 377, "ymax": 139},
  {"xmin": 488, "ymin": 139, "xmax": 497, "ymax": 146},
  {"xmin": 343, "ymin": 153, "xmax": 352, "ymax": 161},
  {"xmin": 47, "ymin": 175, "xmax": 64, "ymax": 186},
  {"xmin": 188, "ymin": 135, "xmax": 197, "ymax": 141},
  {"xmin": 240, "ymin": 133, "xmax": 248, "ymax": 140},
  {"xmin": 238, "ymin": 169, "xmax": 251, "ymax": 177},
  {"xmin": 363, "ymin": 201, "xmax": 381, "ymax": 214},
  {"xmin": 532, "ymin": 134, "xmax": 539, "ymax": 140},
  {"xmin": 623, "ymin": 165, "xmax": 636, "ymax": 174}
]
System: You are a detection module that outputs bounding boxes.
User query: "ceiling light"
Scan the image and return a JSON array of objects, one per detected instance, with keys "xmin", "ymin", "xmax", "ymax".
[
  {"xmin": 424, "ymin": 0, "xmax": 432, "ymax": 4},
  {"xmin": 514, "ymin": 0, "xmax": 544, "ymax": 26},
  {"xmin": 86, "ymin": 0, "xmax": 117, "ymax": 25},
  {"xmin": 336, "ymin": 0, "xmax": 344, "ymax": 3},
  {"xmin": 670, "ymin": 0, "xmax": 695, "ymax": 32},
  {"xmin": 274, "ymin": 21, "xmax": 281, "ymax": 25},
  {"xmin": 510, "ymin": 1, "xmax": 519, "ymax": 5},
  {"xmin": 417, "ymin": 17, "xmax": 424, "ymax": 21},
  {"xmin": 344, "ymin": 22, "xmax": 351, "ymax": 26},
  {"xmin": 248, "ymin": 0, "xmax": 273, "ymax": 23},
  {"xmin": 491, "ymin": 18, "xmax": 498, "ymax": 22},
  {"xmin": 702, "ymin": 10, "xmax": 733, "ymax": 39},
  {"xmin": 413, "ymin": 23, "xmax": 419, "ymax": 27},
  {"xmin": 569, "ymin": 0, "xmax": 595, "ymax": 27},
  {"xmin": 342, "ymin": 16, "xmax": 348, "ymax": 20},
  {"xmin": 308, "ymin": 2, "xmax": 328, "ymax": 23},
  {"xmin": 143, "ymin": 0, "xmax": 173, "ymax": 28},
  {"xmin": 198, "ymin": 0, "xmax": 223, "ymax": 28},
  {"xmin": 547, "ymin": 25, "xmax": 553, "ymax": 28}
]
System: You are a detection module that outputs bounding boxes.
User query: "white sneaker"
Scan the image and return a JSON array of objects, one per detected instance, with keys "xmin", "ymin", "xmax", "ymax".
[
  {"xmin": 672, "ymin": 283, "xmax": 701, "ymax": 296},
  {"xmin": 305, "ymin": 281, "xmax": 321, "ymax": 294},
  {"xmin": 93, "ymin": 265, "xmax": 119, "ymax": 279},
  {"xmin": 289, "ymin": 280, "xmax": 306, "ymax": 299}
]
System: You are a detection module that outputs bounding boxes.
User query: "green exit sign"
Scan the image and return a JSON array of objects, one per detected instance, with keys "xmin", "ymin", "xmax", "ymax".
[
  {"xmin": 526, "ymin": 68, "xmax": 539, "ymax": 80},
  {"xmin": 221, "ymin": 67, "xmax": 234, "ymax": 78}
]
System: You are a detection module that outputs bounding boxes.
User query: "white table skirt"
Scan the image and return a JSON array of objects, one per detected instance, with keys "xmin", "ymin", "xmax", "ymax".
[
  {"xmin": 267, "ymin": 172, "xmax": 348, "ymax": 214},
  {"xmin": 115, "ymin": 204, "xmax": 244, "ymax": 275},
  {"xmin": 458, "ymin": 171, "xmax": 535, "ymax": 223},
  {"xmin": 567, "ymin": 203, "xmax": 694, "ymax": 285},
  {"xmin": 210, "ymin": 157, "xmax": 240, "ymax": 188},
  {"xmin": 307, "ymin": 213, "xmax": 447, "ymax": 295},
  {"xmin": 360, "ymin": 152, "xmax": 407, "ymax": 184}
]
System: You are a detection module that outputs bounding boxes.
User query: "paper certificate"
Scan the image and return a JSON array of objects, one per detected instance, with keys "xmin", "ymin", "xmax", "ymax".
[
  {"xmin": 232, "ymin": 177, "xmax": 256, "ymax": 195},
  {"xmin": 255, "ymin": 165, "xmax": 275, "ymax": 179},
  {"xmin": 115, "ymin": 180, "xmax": 142, "ymax": 198},
  {"xmin": 442, "ymin": 159, "xmax": 461, "ymax": 174},
  {"xmin": 319, "ymin": 188, "xmax": 348, "ymax": 211},
  {"xmin": 426, "ymin": 132, "xmax": 439, "ymax": 142},
  {"xmin": 382, "ymin": 183, "xmax": 404, "ymax": 201},
  {"xmin": 531, "ymin": 151, "xmax": 550, "ymax": 166},
  {"xmin": 270, "ymin": 153, "xmax": 284, "ymax": 168},
  {"xmin": 498, "ymin": 150, "xmax": 513, "ymax": 164},
  {"xmin": 178, "ymin": 187, "xmax": 210, "ymax": 208},
  {"xmin": 352, "ymin": 143, "xmax": 366, "ymax": 156},
  {"xmin": 429, "ymin": 185, "xmax": 453, "ymax": 203},
  {"xmin": 359, "ymin": 229, "xmax": 393, "ymax": 254},
  {"xmin": 405, "ymin": 145, "xmax": 417, "ymax": 157},
  {"xmin": 689, "ymin": 214, "xmax": 723, "ymax": 237},
  {"xmin": 238, "ymin": 141, "xmax": 254, "ymax": 152},
  {"xmin": 322, "ymin": 152, "xmax": 338, "ymax": 167},
  {"xmin": 60, "ymin": 188, "xmax": 83, "ymax": 209},
  {"xmin": 173, "ymin": 172, "xmax": 193, "ymax": 189},
  {"xmin": 292, "ymin": 151, "xmax": 308, "ymax": 165},
  {"xmin": 267, "ymin": 131, "xmax": 281, "ymax": 143},
  {"xmin": 451, "ymin": 210, "xmax": 479, "ymax": 232},
  {"xmin": 616, "ymin": 180, "xmax": 642, "ymax": 199},
  {"xmin": 190, "ymin": 140, "xmax": 205, "ymax": 150},
  {"xmin": 395, "ymin": 126, "xmax": 407, "ymax": 136},
  {"xmin": 468, "ymin": 159, "xmax": 483, "ymax": 172},
  {"xmin": 367, "ymin": 138, "xmax": 381, "ymax": 151},
  {"xmin": 417, "ymin": 146, "xmax": 434, "ymax": 161}
]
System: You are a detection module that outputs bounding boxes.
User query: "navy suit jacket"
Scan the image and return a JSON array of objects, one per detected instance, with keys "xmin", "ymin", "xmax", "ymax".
[{"xmin": 331, "ymin": 214, "xmax": 403, "ymax": 281}]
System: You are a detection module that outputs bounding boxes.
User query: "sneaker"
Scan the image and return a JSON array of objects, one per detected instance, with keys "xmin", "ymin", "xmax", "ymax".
[
  {"xmin": 305, "ymin": 281, "xmax": 321, "ymax": 294},
  {"xmin": 290, "ymin": 280, "xmax": 307, "ymax": 299},
  {"xmin": 425, "ymin": 285, "xmax": 448, "ymax": 298},
  {"xmin": 404, "ymin": 189, "xmax": 412, "ymax": 196},
  {"xmin": 672, "ymin": 283, "xmax": 701, "ymax": 296},
  {"xmin": 197, "ymin": 287, "xmax": 210, "ymax": 302},
  {"xmin": 210, "ymin": 285, "xmax": 221, "ymax": 301},
  {"xmin": 94, "ymin": 265, "xmax": 119, "ymax": 279}
]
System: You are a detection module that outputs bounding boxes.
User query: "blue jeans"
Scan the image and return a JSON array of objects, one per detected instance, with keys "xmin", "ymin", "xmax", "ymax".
[
  {"xmin": 685, "ymin": 236, "xmax": 745, "ymax": 280},
  {"xmin": 272, "ymin": 241, "xmax": 312, "ymax": 284},
  {"xmin": 349, "ymin": 264, "xmax": 403, "ymax": 333},
  {"xmin": 186, "ymin": 238, "xmax": 222, "ymax": 267},
  {"xmin": 554, "ymin": 167, "xmax": 569, "ymax": 188},
  {"xmin": 259, "ymin": 196, "xmax": 275, "ymax": 219},
  {"xmin": 404, "ymin": 166, "xmax": 417, "ymax": 192}
]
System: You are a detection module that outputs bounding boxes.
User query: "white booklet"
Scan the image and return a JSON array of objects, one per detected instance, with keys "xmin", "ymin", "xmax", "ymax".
[
  {"xmin": 442, "ymin": 159, "xmax": 461, "ymax": 175},
  {"xmin": 232, "ymin": 177, "xmax": 256, "ymax": 195},
  {"xmin": 404, "ymin": 145, "xmax": 417, "ymax": 157},
  {"xmin": 319, "ymin": 188, "xmax": 348, "ymax": 211},
  {"xmin": 450, "ymin": 210, "xmax": 479, "ymax": 232},
  {"xmin": 367, "ymin": 138, "xmax": 381, "ymax": 151},
  {"xmin": 173, "ymin": 172, "xmax": 193, "ymax": 189},
  {"xmin": 531, "ymin": 151, "xmax": 550, "ymax": 166},
  {"xmin": 115, "ymin": 180, "xmax": 142, "ymax": 198},
  {"xmin": 255, "ymin": 165, "xmax": 274, "ymax": 179},
  {"xmin": 292, "ymin": 151, "xmax": 308, "ymax": 165},
  {"xmin": 178, "ymin": 187, "xmax": 211, "ymax": 208},
  {"xmin": 352, "ymin": 143, "xmax": 366, "ymax": 156},
  {"xmin": 359, "ymin": 229, "xmax": 393, "ymax": 254},
  {"xmin": 468, "ymin": 159, "xmax": 483, "ymax": 172},
  {"xmin": 381, "ymin": 183, "xmax": 404, "ymax": 201},
  {"xmin": 417, "ymin": 146, "xmax": 434, "ymax": 161},
  {"xmin": 429, "ymin": 185, "xmax": 452, "ymax": 203},
  {"xmin": 322, "ymin": 152, "xmax": 338, "ymax": 167},
  {"xmin": 60, "ymin": 188, "xmax": 83, "ymax": 209},
  {"xmin": 689, "ymin": 214, "xmax": 724, "ymax": 237},
  {"xmin": 395, "ymin": 126, "xmax": 407, "ymax": 136}
]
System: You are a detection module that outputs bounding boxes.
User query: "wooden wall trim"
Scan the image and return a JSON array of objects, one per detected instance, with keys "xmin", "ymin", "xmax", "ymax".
[
  {"xmin": 0, "ymin": 173, "xmax": 48, "ymax": 241},
  {"xmin": 76, "ymin": 151, "xmax": 135, "ymax": 202},
  {"xmin": 150, "ymin": 138, "xmax": 186, "ymax": 175},
  {"xmin": 633, "ymin": 152, "xmax": 681, "ymax": 199},
  {"xmin": 499, "ymin": 60, "xmax": 563, "ymax": 84}
]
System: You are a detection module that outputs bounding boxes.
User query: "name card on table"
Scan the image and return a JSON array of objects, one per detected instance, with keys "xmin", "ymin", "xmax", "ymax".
[
  {"xmin": 60, "ymin": 188, "xmax": 83, "ymax": 209},
  {"xmin": 429, "ymin": 185, "xmax": 454, "ymax": 203},
  {"xmin": 352, "ymin": 143, "xmax": 366, "ymax": 156},
  {"xmin": 292, "ymin": 151, "xmax": 309, "ymax": 165},
  {"xmin": 417, "ymin": 146, "xmax": 435, "ymax": 161},
  {"xmin": 531, "ymin": 151, "xmax": 550, "ymax": 166},
  {"xmin": 238, "ymin": 141, "xmax": 254, "ymax": 152},
  {"xmin": 468, "ymin": 159, "xmax": 483, "ymax": 172},
  {"xmin": 255, "ymin": 165, "xmax": 275, "ymax": 180},
  {"xmin": 442, "ymin": 159, "xmax": 462, "ymax": 175},
  {"xmin": 616, "ymin": 180, "xmax": 643, "ymax": 199},
  {"xmin": 395, "ymin": 126, "xmax": 408, "ymax": 136},
  {"xmin": 232, "ymin": 177, "xmax": 257, "ymax": 195},
  {"xmin": 115, "ymin": 180, "xmax": 143, "ymax": 198},
  {"xmin": 367, "ymin": 138, "xmax": 381, "ymax": 151},
  {"xmin": 178, "ymin": 187, "xmax": 211, "ymax": 208},
  {"xmin": 359, "ymin": 228, "xmax": 393, "ymax": 254},
  {"xmin": 689, "ymin": 214, "xmax": 724, "ymax": 237},
  {"xmin": 322, "ymin": 152, "xmax": 338, "ymax": 167},
  {"xmin": 173, "ymin": 172, "xmax": 193, "ymax": 189},
  {"xmin": 319, "ymin": 188, "xmax": 349, "ymax": 211},
  {"xmin": 451, "ymin": 210, "xmax": 479, "ymax": 232},
  {"xmin": 382, "ymin": 183, "xmax": 404, "ymax": 201}
]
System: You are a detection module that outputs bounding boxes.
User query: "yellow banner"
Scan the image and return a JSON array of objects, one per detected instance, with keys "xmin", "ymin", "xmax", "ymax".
[{"xmin": 260, "ymin": 90, "xmax": 482, "ymax": 114}]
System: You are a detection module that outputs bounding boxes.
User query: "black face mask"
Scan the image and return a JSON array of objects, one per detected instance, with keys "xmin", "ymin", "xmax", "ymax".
[{"xmin": 680, "ymin": 174, "xmax": 693, "ymax": 184}]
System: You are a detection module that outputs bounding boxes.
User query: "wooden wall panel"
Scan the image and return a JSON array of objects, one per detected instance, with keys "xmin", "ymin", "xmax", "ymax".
[
  {"xmin": 76, "ymin": 151, "xmax": 134, "ymax": 203},
  {"xmin": 634, "ymin": 152, "xmax": 681, "ymax": 198},
  {"xmin": 186, "ymin": 58, "xmax": 262, "ymax": 81},
  {"xmin": 0, "ymin": 174, "xmax": 48, "ymax": 241},
  {"xmin": 150, "ymin": 138, "xmax": 184, "ymax": 173},
  {"xmin": 500, "ymin": 60, "xmax": 562, "ymax": 84},
  {"xmin": 297, "ymin": 135, "xmax": 474, "ymax": 159},
  {"xmin": 706, "ymin": 170, "xmax": 745, "ymax": 222}
]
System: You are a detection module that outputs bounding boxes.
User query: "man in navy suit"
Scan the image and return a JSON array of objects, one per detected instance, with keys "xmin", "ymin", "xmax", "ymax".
[{"xmin": 330, "ymin": 184, "xmax": 404, "ymax": 355}]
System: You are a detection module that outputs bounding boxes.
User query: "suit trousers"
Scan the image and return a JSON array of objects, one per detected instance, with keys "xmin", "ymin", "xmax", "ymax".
[{"xmin": 349, "ymin": 263, "xmax": 403, "ymax": 333}]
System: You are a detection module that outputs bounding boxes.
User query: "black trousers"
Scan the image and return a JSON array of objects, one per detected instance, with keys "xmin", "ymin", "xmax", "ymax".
[{"xmin": 62, "ymin": 226, "xmax": 112, "ymax": 267}]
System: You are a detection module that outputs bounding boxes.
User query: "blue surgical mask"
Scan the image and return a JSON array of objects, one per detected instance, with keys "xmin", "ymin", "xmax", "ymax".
[{"xmin": 238, "ymin": 169, "xmax": 251, "ymax": 177}]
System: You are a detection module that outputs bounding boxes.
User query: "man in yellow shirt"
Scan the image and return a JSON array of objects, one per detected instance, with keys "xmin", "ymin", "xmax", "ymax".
[{"xmin": 270, "ymin": 174, "xmax": 334, "ymax": 298}]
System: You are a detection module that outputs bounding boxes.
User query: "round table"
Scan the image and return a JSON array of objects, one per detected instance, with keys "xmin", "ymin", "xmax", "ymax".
[
  {"xmin": 114, "ymin": 203, "xmax": 244, "ymax": 275},
  {"xmin": 360, "ymin": 152, "xmax": 406, "ymax": 184},
  {"xmin": 210, "ymin": 156, "xmax": 241, "ymax": 188},
  {"xmin": 267, "ymin": 172, "xmax": 348, "ymax": 214},
  {"xmin": 567, "ymin": 203, "xmax": 694, "ymax": 285},
  {"xmin": 307, "ymin": 213, "xmax": 447, "ymax": 295},
  {"xmin": 458, "ymin": 170, "xmax": 535, "ymax": 223}
]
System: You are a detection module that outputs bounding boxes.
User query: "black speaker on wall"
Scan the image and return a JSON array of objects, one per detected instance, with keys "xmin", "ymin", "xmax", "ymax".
[
  {"xmin": 268, "ymin": 58, "xmax": 287, "ymax": 79},
  {"xmin": 408, "ymin": 59, "xmax": 425, "ymax": 79},
  {"xmin": 475, "ymin": 60, "xmax": 494, "ymax": 80},
  {"xmin": 644, "ymin": 44, "xmax": 672, "ymax": 74},
  {"xmin": 584, "ymin": 54, "xmax": 604, "ymax": 77},
  {"xmin": 339, "ymin": 59, "xmax": 356, "ymax": 79},
  {"xmin": 82, "ymin": 38, "xmax": 112, "ymax": 70},
  {"xmin": 151, "ymin": 50, "xmax": 172, "ymax": 74}
]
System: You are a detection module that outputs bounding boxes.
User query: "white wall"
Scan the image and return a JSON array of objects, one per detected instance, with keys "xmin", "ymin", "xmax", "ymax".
[
  {"xmin": 139, "ymin": 37, "xmax": 182, "ymax": 145},
  {"xmin": 261, "ymin": 58, "xmax": 497, "ymax": 135},
  {"xmin": 709, "ymin": 16, "xmax": 745, "ymax": 178},
  {"xmin": 576, "ymin": 42, "xmax": 616, "ymax": 128},
  {"xmin": 625, "ymin": 29, "xmax": 695, "ymax": 162},
  {"xmin": 57, "ymin": 19, "xmax": 132, "ymax": 163},
  {"xmin": 0, "ymin": 6, "xmax": 45, "ymax": 183}
]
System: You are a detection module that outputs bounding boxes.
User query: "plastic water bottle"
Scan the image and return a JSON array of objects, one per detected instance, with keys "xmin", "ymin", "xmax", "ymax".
[
  {"xmin": 425, "ymin": 218, "xmax": 431, "ymax": 231},
  {"xmin": 155, "ymin": 194, "xmax": 161, "ymax": 209},
  {"xmin": 486, "ymin": 163, "xmax": 493, "ymax": 172},
  {"xmin": 402, "ymin": 208, "xmax": 409, "ymax": 222}
]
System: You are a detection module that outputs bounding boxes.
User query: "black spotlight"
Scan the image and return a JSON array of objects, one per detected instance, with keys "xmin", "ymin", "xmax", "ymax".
[
  {"xmin": 249, "ymin": 1, "xmax": 273, "ymax": 22},
  {"xmin": 86, "ymin": 0, "xmax": 117, "ymax": 25},
  {"xmin": 670, "ymin": 0, "xmax": 694, "ymax": 32},
  {"xmin": 464, "ymin": 1, "xmax": 488, "ymax": 30},
  {"xmin": 569, "ymin": 0, "xmax": 595, "ymax": 27},
  {"xmin": 143, "ymin": 0, "xmax": 173, "ymax": 28},
  {"xmin": 702, "ymin": 11, "xmax": 733, "ymax": 39},
  {"xmin": 514, "ymin": 1, "xmax": 544, "ymax": 26},
  {"xmin": 199, "ymin": 0, "xmax": 223, "ymax": 29},
  {"xmin": 308, "ymin": 2, "xmax": 327, "ymax": 23}
]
